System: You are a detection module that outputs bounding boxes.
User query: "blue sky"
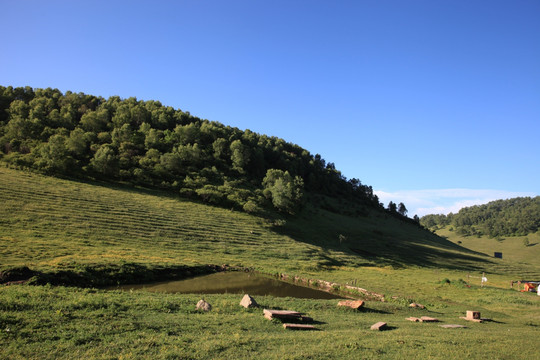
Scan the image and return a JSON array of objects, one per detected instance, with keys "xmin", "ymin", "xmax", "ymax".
[{"xmin": 1, "ymin": 0, "xmax": 539, "ymax": 216}]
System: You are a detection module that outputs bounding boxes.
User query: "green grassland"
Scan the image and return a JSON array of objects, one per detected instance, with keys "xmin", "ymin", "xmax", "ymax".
[
  {"xmin": 2, "ymin": 286, "xmax": 540, "ymax": 360},
  {"xmin": 436, "ymin": 226, "xmax": 540, "ymax": 270},
  {"xmin": 2, "ymin": 167, "xmax": 540, "ymax": 359}
]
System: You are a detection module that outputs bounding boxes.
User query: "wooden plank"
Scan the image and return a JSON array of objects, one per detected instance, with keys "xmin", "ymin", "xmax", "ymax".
[{"xmin": 282, "ymin": 323, "xmax": 317, "ymax": 330}]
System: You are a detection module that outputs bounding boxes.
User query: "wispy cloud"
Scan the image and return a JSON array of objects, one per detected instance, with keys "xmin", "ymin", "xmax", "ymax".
[{"xmin": 374, "ymin": 189, "xmax": 536, "ymax": 217}]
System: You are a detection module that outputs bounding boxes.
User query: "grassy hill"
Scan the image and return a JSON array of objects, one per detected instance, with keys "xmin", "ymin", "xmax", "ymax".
[
  {"xmin": 2, "ymin": 167, "xmax": 540, "ymax": 359},
  {"xmin": 2, "ymin": 166, "xmax": 529, "ymax": 287},
  {"xmin": 436, "ymin": 226, "xmax": 540, "ymax": 278}
]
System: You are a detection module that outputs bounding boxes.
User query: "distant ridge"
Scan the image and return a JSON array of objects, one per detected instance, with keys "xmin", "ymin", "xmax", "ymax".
[{"xmin": 421, "ymin": 197, "xmax": 540, "ymax": 237}]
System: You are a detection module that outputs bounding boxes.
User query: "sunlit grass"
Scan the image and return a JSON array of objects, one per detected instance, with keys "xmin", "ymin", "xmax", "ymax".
[
  {"xmin": 1, "ymin": 285, "xmax": 539, "ymax": 359},
  {"xmin": 2, "ymin": 167, "xmax": 540, "ymax": 358}
]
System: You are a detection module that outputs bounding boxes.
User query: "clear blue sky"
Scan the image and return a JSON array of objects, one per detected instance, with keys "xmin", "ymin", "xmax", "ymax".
[{"xmin": 1, "ymin": 0, "xmax": 539, "ymax": 216}]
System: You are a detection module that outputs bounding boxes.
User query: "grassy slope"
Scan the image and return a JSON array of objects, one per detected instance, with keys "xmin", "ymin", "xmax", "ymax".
[
  {"xmin": 436, "ymin": 226, "xmax": 540, "ymax": 280},
  {"xmin": 1, "ymin": 167, "xmax": 540, "ymax": 359}
]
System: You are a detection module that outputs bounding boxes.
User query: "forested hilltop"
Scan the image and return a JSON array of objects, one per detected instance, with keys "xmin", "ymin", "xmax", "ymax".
[
  {"xmin": 421, "ymin": 197, "xmax": 540, "ymax": 237},
  {"xmin": 0, "ymin": 85, "xmax": 397, "ymax": 217}
]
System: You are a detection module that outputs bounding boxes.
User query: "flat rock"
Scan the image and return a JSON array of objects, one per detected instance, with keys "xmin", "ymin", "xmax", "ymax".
[
  {"xmin": 263, "ymin": 309, "xmax": 302, "ymax": 320},
  {"xmin": 407, "ymin": 316, "xmax": 439, "ymax": 323},
  {"xmin": 337, "ymin": 300, "xmax": 365, "ymax": 309},
  {"xmin": 240, "ymin": 294, "xmax": 258, "ymax": 308},
  {"xmin": 460, "ymin": 317, "xmax": 483, "ymax": 323},
  {"xmin": 370, "ymin": 322, "xmax": 388, "ymax": 331},
  {"xmin": 196, "ymin": 299, "xmax": 212, "ymax": 312},
  {"xmin": 420, "ymin": 316, "xmax": 439, "ymax": 322},
  {"xmin": 409, "ymin": 302, "xmax": 426, "ymax": 309},
  {"xmin": 440, "ymin": 324, "xmax": 467, "ymax": 329}
]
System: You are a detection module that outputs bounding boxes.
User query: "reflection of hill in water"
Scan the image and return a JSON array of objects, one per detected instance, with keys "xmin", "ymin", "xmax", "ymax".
[{"xmin": 113, "ymin": 272, "xmax": 343, "ymax": 299}]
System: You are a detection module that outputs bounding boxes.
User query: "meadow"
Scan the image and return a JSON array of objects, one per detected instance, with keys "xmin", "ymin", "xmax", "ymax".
[{"xmin": 1, "ymin": 167, "xmax": 540, "ymax": 359}]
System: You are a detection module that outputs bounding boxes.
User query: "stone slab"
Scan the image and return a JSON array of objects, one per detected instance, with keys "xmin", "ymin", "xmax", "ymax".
[
  {"xmin": 370, "ymin": 322, "xmax": 388, "ymax": 331},
  {"xmin": 263, "ymin": 309, "xmax": 302, "ymax": 320},
  {"xmin": 460, "ymin": 317, "xmax": 483, "ymax": 323},
  {"xmin": 337, "ymin": 300, "xmax": 365, "ymax": 309},
  {"xmin": 440, "ymin": 324, "xmax": 467, "ymax": 329},
  {"xmin": 283, "ymin": 323, "xmax": 317, "ymax": 330}
]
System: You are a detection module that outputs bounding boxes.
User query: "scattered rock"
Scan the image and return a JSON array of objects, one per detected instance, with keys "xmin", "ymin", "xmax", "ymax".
[
  {"xmin": 240, "ymin": 294, "xmax": 258, "ymax": 308},
  {"xmin": 370, "ymin": 322, "xmax": 388, "ymax": 331},
  {"xmin": 409, "ymin": 302, "xmax": 426, "ymax": 309},
  {"xmin": 196, "ymin": 299, "xmax": 212, "ymax": 312},
  {"xmin": 337, "ymin": 300, "xmax": 365, "ymax": 310}
]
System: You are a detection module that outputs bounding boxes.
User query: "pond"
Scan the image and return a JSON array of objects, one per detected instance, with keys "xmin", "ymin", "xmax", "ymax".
[{"xmin": 110, "ymin": 271, "xmax": 344, "ymax": 299}]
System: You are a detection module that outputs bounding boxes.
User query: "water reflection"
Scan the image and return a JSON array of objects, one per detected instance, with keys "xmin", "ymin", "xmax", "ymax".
[{"xmin": 111, "ymin": 271, "xmax": 343, "ymax": 299}]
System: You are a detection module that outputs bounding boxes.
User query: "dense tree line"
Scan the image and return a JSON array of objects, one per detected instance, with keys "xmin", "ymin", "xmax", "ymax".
[
  {"xmin": 420, "ymin": 197, "xmax": 540, "ymax": 237},
  {"xmin": 0, "ymin": 86, "xmax": 385, "ymax": 215}
]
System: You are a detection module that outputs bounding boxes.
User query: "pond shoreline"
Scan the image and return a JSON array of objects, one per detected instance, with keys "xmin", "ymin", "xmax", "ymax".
[
  {"xmin": 108, "ymin": 271, "xmax": 346, "ymax": 300},
  {"xmin": 1, "ymin": 263, "xmax": 385, "ymax": 300}
]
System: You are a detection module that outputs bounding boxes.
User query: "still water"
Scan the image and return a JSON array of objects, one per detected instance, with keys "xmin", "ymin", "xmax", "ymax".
[{"xmin": 111, "ymin": 271, "xmax": 343, "ymax": 299}]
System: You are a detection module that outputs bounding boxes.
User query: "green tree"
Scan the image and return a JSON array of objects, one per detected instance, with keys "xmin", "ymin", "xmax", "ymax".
[
  {"xmin": 66, "ymin": 128, "xmax": 88, "ymax": 157},
  {"xmin": 90, "ymin": 144, "xmax": 118, "ymax": 176},
  {"xmin": 37, "ymin": 134, "xmax": 72, "ymax": 172},
  {"xmin": 230, "ymin": 139, "xmax": 250, "ymax": 172},
  {"xmin": 398, "ymin": 202, "xmax": 408, "ymax": 217},
  {"xmin": 80, "ymin": 109, "xmax": 109, "ymax": 133},
  {"xmin": 212, "ymin": 138, "xmax": 228, "ymax": 160},
  {"xmin": 262, "ymin": 169, "xmax": 304, "ymax": 213}
]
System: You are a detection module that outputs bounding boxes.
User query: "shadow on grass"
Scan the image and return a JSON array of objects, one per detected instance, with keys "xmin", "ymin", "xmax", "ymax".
[
  {"xmin": 376, "ymin": 325, "xmax": 398, "ymax": 331},
  {"xmin": 360, "ymin": 307, "xmax": 393, "ymax": 315},
  {"xmin": 269, "ymin": 211, "xmax": 497, "ymax": 272}
]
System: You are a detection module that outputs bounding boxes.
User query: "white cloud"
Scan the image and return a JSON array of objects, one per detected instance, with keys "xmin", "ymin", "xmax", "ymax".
[{"xmin": 374, "ymin": 189, "xmax": 536, "ymax": 217}]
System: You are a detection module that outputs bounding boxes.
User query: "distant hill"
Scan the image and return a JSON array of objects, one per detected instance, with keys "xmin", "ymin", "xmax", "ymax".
[
  {"xmin": 421, "ymin": 197, "xmax": 540, "ymax": 237},
  {"xmin": 0, "ymin": 85, "xmax": 395, "ymax": 219}
]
